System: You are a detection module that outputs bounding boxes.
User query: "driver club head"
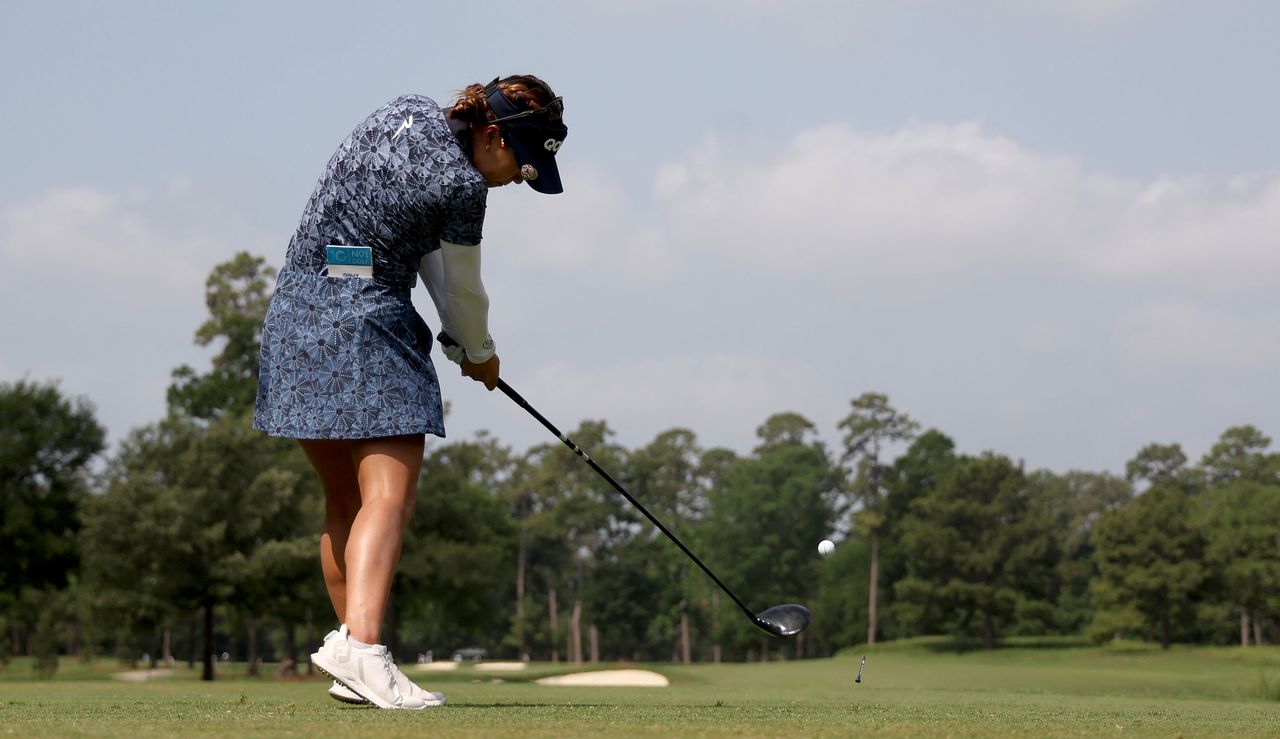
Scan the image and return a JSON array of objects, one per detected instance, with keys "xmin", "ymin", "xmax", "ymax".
[{"xmin": 753, "ymin": 604, "xmax": 812, "ymax": 637}]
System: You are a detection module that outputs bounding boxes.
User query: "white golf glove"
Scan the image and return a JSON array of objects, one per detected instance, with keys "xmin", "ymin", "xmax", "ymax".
[{"xmin": 440, "ymin": 333, "xmax": 467, "ymax": 365}]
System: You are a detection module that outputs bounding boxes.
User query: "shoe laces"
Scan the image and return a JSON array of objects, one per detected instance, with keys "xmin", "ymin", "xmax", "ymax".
[{"xmin": 380, "ymin": 650, "xmax": 401, "ymax": 684}]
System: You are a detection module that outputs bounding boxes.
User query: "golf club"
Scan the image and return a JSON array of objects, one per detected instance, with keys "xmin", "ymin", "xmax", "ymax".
[{"xmin": 439, "ymin": 334, "xmax": 812, "ymax": 637}]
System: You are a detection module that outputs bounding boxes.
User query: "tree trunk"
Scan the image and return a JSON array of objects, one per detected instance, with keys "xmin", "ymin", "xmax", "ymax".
[
  {"xmin": 570, "ymin": 600, "xmax": 583, "ymax": 665},
  {"xmin": 68, "ymin": 618, "xmax": 81, "ymax": 658},
  {"xmin": 516, "ymin": 533, "xmax": 528, "ymax": 661},
  {"xmin": 1241, "ymin": 608, "xmax": 1250, "ymax": 647},
  {"xmin": 247, "ymin": 616, "xmax": 259, "ymax": 677},
  {"xmin": 202, "ymin": 601, "xmax": 215, "ymax": 681},
  {"xmin": 305, "ymin": 610, "xmax": 315, "ymax": 676},
  {"xmin": 548, "ymin": 587, "xmax": 559, "ymax": 663},
  {"xmin": 796, "ymin": 631, "xmax": 806, "ymax": 660},
  {"xmin": 1253, "ymin": 617, "xmax": 1264, "ymax": 646},
  {"xmin": 11, "ymin": 623, "xmax": 21, "ymax": 657},
  {"xmin": 982, "ymin": 608, "xmax": 995, "ymax": 650},
  {"xmin": 761, "ymin": 637, "xmax": 771, "ymax": 662},
  {"xmin": 589, "ymin": 624, "xmax": 599, "ymax": 663},
  {"xmin": 1160, "ymin": 613, "xmax": 1170, "ymax": 649},
  {"xmin": 285, "ymin": 623, "xmax": 297, "ymax": 675},
  {"xmin": 712, "ymin": 590, "xmax": 721, "ymax": 664},
  {"xmin": 679, "ymin": 603, "xmax": 691, "ymax": 664},
  {"xmin": 867, "ymin": 532, "xmax": 880, "ymax": 646},
  {"xmin": 162, "ymin": 628, "xmax": 172, "ymax": 663},
  {"xmin": 188, "ymin": 613, "xmax": 197, "ymax": 668}
]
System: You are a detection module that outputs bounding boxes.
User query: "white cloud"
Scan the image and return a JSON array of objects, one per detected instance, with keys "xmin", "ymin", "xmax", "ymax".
[
  {"xmin": 1085, "ymin": 175, "xmax": 1280, "ymax": 291},
  {"xmin": 4, "ymin": 118, "xmax": 1275, "ymax": 474},
  {"xmin": 0, "ymin": 180, "xmax": 272, "ymax": 306},
  {"xmin": 0, "ymin": 178, "xmax": 281, "ymax": 441},
  {"xmin": 484, "ymin": 164, "xmax": 675, "ymax": 282},
  {"xmin": 464, "ymin": 118, "xmax": 1279, "ymax": 469},
  {"xmin": 646, "ymin": 123, "xmax": 1280, "ymax": 301}
]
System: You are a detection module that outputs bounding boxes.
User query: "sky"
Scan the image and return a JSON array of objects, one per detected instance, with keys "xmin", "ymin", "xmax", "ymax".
[{"xmin": 2, "ymin": 0, "xmax": 1277, "ymax": 475}]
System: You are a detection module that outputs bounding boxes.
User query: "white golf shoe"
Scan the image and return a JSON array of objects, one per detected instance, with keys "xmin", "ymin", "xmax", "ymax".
[
  {"xmin": 328, "ymin": 672, "xmax": 446, "ymax": 706},
  {"xmin": 327, "ymin": 680, "xmax": 368, "ymax": 704},
  {"xmin": 392, "ymin": 663, "xmax": 447, "ymax": 706},
  {"xmin": 310, "ymin": 625, "xmax": 431, "ymax": 710}
]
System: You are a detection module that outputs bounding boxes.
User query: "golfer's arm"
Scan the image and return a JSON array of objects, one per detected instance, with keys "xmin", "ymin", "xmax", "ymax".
[
  {"xmin": 419, "ymin": 249, "xmax": 451, "ymax": 331},
  {"xmin": 418, "ymin": 241, "xmax": 495, "ymax": 363}
]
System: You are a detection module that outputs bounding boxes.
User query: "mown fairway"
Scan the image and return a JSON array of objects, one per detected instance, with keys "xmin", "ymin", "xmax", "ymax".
[{"xmin": 2, "ymin": 641, "xmax": 1278, "ymax": 737}]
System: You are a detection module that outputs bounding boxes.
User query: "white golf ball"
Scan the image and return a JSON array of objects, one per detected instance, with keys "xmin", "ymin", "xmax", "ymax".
[{"xmin": 818, "ymin": 539, "xmax": 835, "ymax": 556}]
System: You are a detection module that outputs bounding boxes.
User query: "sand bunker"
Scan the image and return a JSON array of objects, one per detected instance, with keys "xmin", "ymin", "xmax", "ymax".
[
  {"xmin": 474, "ymin": 661, "xmax": 528, "ymax": 671},
  {"xmin": 416, "ymin": 662, "xmax": 459, "ymax": 671},
  {"xmin": 112, "ymin": 668, "xmax": 178, "ymax": 682},
  {"xmin": 535, "ymin": 669, "xmax": 669, "ymax": 687}
]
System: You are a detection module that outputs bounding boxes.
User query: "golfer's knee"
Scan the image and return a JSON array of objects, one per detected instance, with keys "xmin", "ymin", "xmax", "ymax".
[{"xmin": 360, "ymin": 485, "xmax": 413, "ymax": 521}]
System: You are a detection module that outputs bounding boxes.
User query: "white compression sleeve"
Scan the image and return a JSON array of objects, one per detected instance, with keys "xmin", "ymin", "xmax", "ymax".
[
  {"xmin": 419, "ymin": 241, "xmax": 495, "ymax": 363},
  {"xmin": 418, "ymin": 249, "xmax": 452, "ymax": 335}
]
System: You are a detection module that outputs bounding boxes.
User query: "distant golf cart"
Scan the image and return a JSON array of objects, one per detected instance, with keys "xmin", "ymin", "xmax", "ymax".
[{"xmin": 451, "ymin": 647, "xmax": 488, "ymax": 663}]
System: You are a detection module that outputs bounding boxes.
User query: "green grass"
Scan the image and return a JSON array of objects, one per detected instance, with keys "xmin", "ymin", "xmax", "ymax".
[{"xmin": 2, "ymin": 642, "xmax": 1279, "ymax": 737}]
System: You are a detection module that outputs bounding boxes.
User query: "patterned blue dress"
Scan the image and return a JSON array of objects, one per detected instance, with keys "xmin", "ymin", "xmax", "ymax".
[{"xmin": 253, "ymin": 95, "xmax": 487, "ymax": 439}]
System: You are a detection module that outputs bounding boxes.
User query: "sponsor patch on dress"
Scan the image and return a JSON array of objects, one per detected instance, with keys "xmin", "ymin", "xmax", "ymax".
[{"xmin": 325, "ymin": 245, "xmax": 373, "ymax": 278}]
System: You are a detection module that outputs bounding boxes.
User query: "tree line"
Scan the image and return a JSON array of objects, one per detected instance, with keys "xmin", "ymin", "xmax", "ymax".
[{"xmin": 2, "ymin": 253, "xmax": 1277, "ymax": 679}]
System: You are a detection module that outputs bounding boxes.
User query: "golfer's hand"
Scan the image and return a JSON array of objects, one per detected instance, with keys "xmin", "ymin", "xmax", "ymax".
[
  {"xmin": 462, "ymin": 354, "xmax": 500, "ymax": 391},
  {"xmin": 440, "ymin": 333, "xmax": 466, "ymax": 365}
]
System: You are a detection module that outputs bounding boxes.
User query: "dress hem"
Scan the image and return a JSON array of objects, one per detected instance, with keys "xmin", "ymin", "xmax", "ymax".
[{"xmin": 252, "ymin": 423, "xmax": 446, "ymax": 441}]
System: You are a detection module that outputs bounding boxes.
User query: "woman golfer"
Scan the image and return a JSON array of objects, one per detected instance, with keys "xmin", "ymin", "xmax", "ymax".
[{"xmin": 253, "ymin": 75, "xmax": 566, "ymax": 709}]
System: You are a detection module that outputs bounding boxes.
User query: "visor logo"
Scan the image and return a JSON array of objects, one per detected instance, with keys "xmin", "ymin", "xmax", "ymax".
[
  {"xmin": 520, "ymin": 163, "xmax": 539, "ymax": 180},
  {"xmin": 544, "ymin": 139, "xmax": 563, "ymax": 153}
]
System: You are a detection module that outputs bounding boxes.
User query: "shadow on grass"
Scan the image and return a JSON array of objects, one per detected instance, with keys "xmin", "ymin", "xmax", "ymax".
[{"xmin": 444, "ymin": 703, "xmax": 617, "ymax": 709}]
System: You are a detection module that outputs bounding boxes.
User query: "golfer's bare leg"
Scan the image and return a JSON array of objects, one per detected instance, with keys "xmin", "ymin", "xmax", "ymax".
[
  {"xmin": 299, "ymin": 439, "xmax": 362, "ymax": 624},
  {"xmin": 344, "ymin": 434, "xmax": 423, "ymax": 645}
]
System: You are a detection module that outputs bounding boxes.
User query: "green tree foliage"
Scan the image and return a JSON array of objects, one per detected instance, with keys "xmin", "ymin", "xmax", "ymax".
[
  {"xmin": 1030, "ymin": 470, "xmax": 1132, "ymax": 633},
  {"xmin": 1200, "ymin": 455, "xmax": 1280, "ymax": 646},
  {"xmin": 616, "ymin": 429, "xmax": 706, "ymax": 662},
  {"xmin": 0, "ymin": 380, "xmax": 105, "ymax": 661},
  {"xmin": 167, "ymin": 252, "xmax": 276, "ymax": 419},
  {"xmin": 814, "ymin": 534, "xmax": 870, "ymax": 652},
  {"xmin": 1089, "ymin": 485, "xmax": 1207, "ymax": 648},
  {"xmin": 0, "ymin": 380, "xmax": 105, "ymax": 594},
  {"xmin": 13, "ymin": 242, "xmax": 1276, "ymax": 665},
  {"xmin": 515, "ymin": 421, "xmax": 625, "ymax": 662},
  {"xmin": 394, "ymin": 432, "xmax": 517, "ymax": 655},
  {"xmin": 874, "ymin": 429, "xmax": 957, "ymax": 639},
  {"xmin": 1200, "ymin": 425, "xmax": 1275, "ymax": 485},
  {"xmin": 706, "ymin": 413, "xmax": 837, "ymax": 658},
  {"xmin": 837, "ymin": 392, "xmax": 918, "ymax": 645},
  {"xmin": 81, "ymin": 252, "xmax": 315, "ymax": 679},
  {"xmin": 586, "ymin": 532, "xmax": 684, "ymax": 661},
  {"xmin": 82, "ymin": 413, "xmax": 313, "ymax": 678},
  {"xmin": 1125, "ymin": 442, "xmax": 1196, "ymax": 492},
  {"xmin": 895, "ymin": 454, "xmax": 1058, "ymax": 649}
]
